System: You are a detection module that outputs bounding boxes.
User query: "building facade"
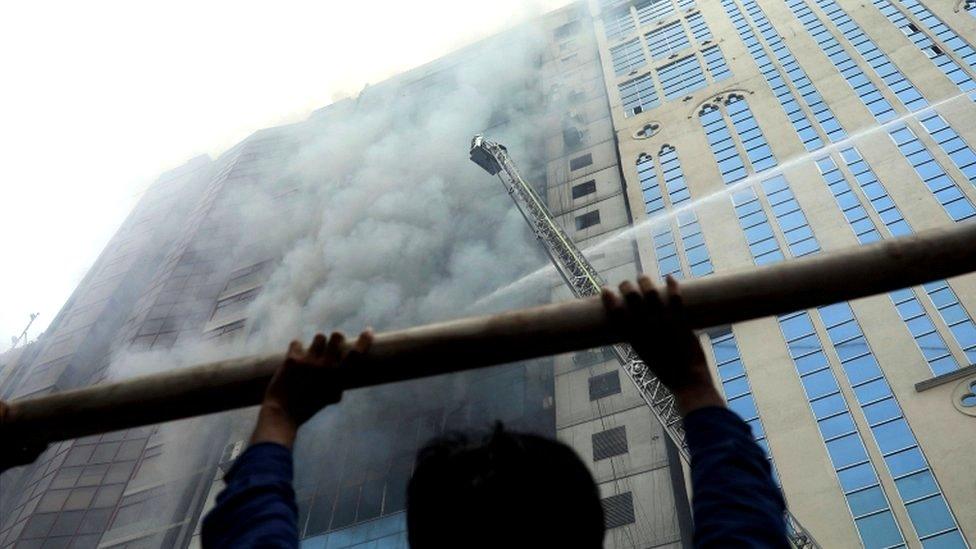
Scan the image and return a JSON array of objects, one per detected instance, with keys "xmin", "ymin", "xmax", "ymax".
[{"xmin": 2, "ymin": 0, "xmax": 976, "ymax": 547}]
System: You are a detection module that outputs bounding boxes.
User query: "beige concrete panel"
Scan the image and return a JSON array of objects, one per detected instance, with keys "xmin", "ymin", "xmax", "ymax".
[
  {"xmin": 557, "ymin": 194, "xmax": 632, "ymax": 242},
  {"xmin": 555, "ymin": 359, "xmax": 646, "ymax": 429},
  {"xmin": 548, "ymin": 138, "xmax": 621, "ymax": 184},
  {"xmin": 783, "ymin": 164, "xmax": 863, "ymax": 253},
  {"xmin": 733, "ymin": 317, "xmax": 862, "ymax": 547},
  {"xmin": 557, "ymin": 405, "xmax": 670, "ymax": 484}
]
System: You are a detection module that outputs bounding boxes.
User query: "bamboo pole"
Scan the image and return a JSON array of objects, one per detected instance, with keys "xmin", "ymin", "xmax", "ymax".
[{"xmin": 3, "ymin": 222, "xmax": 976, "ymax": 450}]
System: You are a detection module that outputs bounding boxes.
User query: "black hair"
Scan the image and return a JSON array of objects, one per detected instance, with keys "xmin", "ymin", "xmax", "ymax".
[{"xmin": 406, "ymin": 423, "xmax": 605, "ymax": 548}]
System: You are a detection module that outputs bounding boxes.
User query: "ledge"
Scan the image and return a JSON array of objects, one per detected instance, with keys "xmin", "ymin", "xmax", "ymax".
[{"xmin": 915, "ymin": 364, "xmax": 976, "ymax": 393}]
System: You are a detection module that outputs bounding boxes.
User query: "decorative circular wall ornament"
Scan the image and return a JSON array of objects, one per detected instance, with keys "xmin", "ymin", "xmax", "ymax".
[
  {"xmin": 633, "ymin": 122, "xmax": 662, "ymax": 139},
  {"xmin": 951, "ymin": 376, "xmax": 976, "ymax": 417}
]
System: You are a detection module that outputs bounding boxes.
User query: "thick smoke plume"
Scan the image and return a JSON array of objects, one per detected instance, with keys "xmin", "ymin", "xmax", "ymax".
[{"xmin": 97, "ymin": 23, "xmax": 564, "ymax": 544}]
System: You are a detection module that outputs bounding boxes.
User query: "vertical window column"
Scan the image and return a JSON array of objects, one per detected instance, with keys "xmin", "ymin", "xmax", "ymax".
[
  {"xmin": 777, "ymin": 312, "xmax": 906, "ymax": 547},
  {"xmin": 740, "ymin": 0, "xmax": 847, "ymax": 142},
  {"xmin": 817, "ymin": 302, "xmax": 966, "ymax": 546},
  {"xmin": 720, "ymin": 0, "xmax": 825, "ymax": 150},
  {"xmin": 709, "ymin": 330, "xmax": 773, "ymax": 472},
  {"xmin": 871, "ymin": 0, "xmax": 976, "ymax": 93},
  {"xmin": 639, "ymin": 147, "xmax": 714, "ymax": 278},
  {"xmin": 826, "ymin": 150, "xmax": 970, "ymax": 376},
  {"xmin": 888, "ymin": 125, "xmax": 976, "ymax": 222}
]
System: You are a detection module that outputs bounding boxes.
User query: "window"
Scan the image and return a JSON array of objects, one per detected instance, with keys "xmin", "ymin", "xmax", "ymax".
[
  {"xmin": 888, "ymin": 125, "xmax": 976, "ymax": 222},
  {"xmin": 701, "ymin": 45, "xmax": 731, "ymax": 81},
  {"xmin": 710, "ymin": 330, "xmax": 772, "ymax": 454},
  {"xmin": 922, "ymin": 280, "xmax": 976, "ymax": 364},
  {"xmin": 657, "ymin": 55, "xmax": 706, "ymax": 99},
  {"xmin": 602, "ymin": 492, "xmax": 636, "ymax": 529},
  {"xmin": 870, "ymin": 0, "xmax": 976, "ymax": 94},
  {"xmin": 760, "ymin": 176, "xmax": 819, "ymax": 257},
  {"xmin": 618, "ymin": 73, "xmax": 659, "ymax": 117},
  {"xmin": 610, "ymin": 39, "xmax": 646, "ymax": 75},
  {"xmin": 592, "ymin": 426, "xmax": 628, "ymax": 460},
  {"xmin": 604, "ymin": 7, "xmax": 636, "ymax": 41},
  {"xmin": 687, "ymin": 12, "xmax": 711, "ymax": 42},
  {"xmin": 720, "ymin": 0, "xmax": 836, "ymax": 151},
  {"xmin": 588, "ymin": 370, "xmax": 621, "ymax": 400},
  {"xmin": 920, "ymin": 114, "xmax": 976, "ymax": 188},
  {"xmin": 727, "ymin": 96, "xmax": 776, "ymax": 172},
  {"xmin": 572, "ymin": 180, "xmax": 597, "ymax": 199},
  {"xmin": 638, "ymin": 154, "xmax": 664, "ymax": 214},
  {"xmin": 814, "ymin": 301, "xmax": 963, "ymax": 542},
  {"xmin": 784, "ymin": 0, "xmax": 896, "ymax": 122},
  {"xmin": 570, "ymin": 153, "xmax": 593, "ymax": 171},
  {"xmin": 636, "ymin": 0, "xmax": 676, "ymax": 25},
  {"xmin": 646, "ymin": 21, "xmax": 690, "ymax": 59},
  {"xmin": 554, "ymin": 20, "xmax": 580, "ymax": 39},
  {"xmin": 777, "ymin": 311, "xmax": 906, "ymax": 547},
  {"xmin": 575, "ymin": 210, "xmax": 601, "ymax": 230},
  {"xmin": 700, "ymin": 104, "xmax": 747, "ymax": 184}
]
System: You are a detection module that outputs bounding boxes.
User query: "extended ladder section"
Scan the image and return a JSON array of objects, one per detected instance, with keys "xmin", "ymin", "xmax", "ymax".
[{"xmin": 469, "ymin": 135, "xmax": 818, "ymax": 548}]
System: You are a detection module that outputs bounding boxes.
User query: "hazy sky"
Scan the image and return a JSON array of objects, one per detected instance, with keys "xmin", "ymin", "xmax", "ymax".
[{"xmin": 0, "ymin": 0, "xmax": 571, "ymax": 352}]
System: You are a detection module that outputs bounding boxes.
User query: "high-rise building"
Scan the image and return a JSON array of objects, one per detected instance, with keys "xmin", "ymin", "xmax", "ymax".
[{"xmin": 2, "ymin": 0, "xmax": 975, "ymax": 547}]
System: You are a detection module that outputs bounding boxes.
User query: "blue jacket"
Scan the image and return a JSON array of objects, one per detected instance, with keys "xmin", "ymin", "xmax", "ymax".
[{"xmin": 202, "ymin": 406, "xmax": 789, "ymax": 548}]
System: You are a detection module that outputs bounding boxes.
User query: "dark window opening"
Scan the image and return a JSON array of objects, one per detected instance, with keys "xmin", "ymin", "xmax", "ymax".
[
  {"xmin": 589, "ymin": 370, "xmax": 621, "ymax": 400},
  {"xmin": 575, "ymin": 210, "xmax": 601, "ymax": 230},
  {"xmin": 592, "ymin": 426, "xmax": 629, "ymax": 461},
  {"xmin": 572, "ymin": 180, "xmax": 597, "ymax": 199},
  {"xmin": 570, "ymin": 153, "xmax": 593, "ymax": 171},
  {"xmin": 602, "ymin": 492, "xmax": 636, "ymax": 529}
]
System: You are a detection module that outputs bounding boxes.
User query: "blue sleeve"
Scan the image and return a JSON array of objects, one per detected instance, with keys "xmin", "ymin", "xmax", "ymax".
[
  {"xmin": 683, "ymin": 406, "xmax": 790, "ymax": 548},
  {"xmin": 201, "ymin": 442, "xmax": 299, "ymax": 549}
]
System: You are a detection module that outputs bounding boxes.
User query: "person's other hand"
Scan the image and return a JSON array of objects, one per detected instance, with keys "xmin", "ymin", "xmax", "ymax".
[
  {"xmin": 251, "ymin": 330, "xmax": 373, "ymax": 447},
  {"xmin": 601, "ymin": 275, "xmax": 722, "ymax": 415}
]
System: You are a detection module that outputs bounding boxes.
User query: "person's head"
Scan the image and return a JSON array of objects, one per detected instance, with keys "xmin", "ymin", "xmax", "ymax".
[{"xmin": 406, "ymin": 423, "xmax": 605, "ymax": 548}]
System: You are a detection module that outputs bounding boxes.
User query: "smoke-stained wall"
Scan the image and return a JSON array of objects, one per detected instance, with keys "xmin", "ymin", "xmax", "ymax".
[{"xmin": 0, "ymin": 8, "xmax": 586, "ymax": 549}]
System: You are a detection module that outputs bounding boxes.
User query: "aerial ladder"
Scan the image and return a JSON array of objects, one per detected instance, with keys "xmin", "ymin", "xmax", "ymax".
[{"xmin": 469, "ymin": 135, "xmax": 818, "ymax": 548}]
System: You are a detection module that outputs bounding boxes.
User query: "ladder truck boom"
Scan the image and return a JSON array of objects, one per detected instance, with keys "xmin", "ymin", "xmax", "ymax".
[{"xmin": 469, "ymin": 134, "xmax": 818, "ymax": 548}]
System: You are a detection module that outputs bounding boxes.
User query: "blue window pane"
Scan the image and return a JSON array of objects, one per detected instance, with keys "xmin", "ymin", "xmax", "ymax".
[
  {"xmin": 872, "ymin": 420, "xmax": 915, "ymax": 455},
  {"xmin": 819, "ymin": 412, "xmax": 856, "ymax": 439},
  {"xmin": 835, "ymin": 336, "xmax": 870, "ymax": 361},
  {"xmin": 724, "ymin": 376, "xmax": 751, "ymax": 399},
  {"xmin": 728, "ymin": 393, "xmax": 759, "ymax": 420},
  {"xmin": 862, "ymin": 397, "xmax": 900, "ymax": 426},
  {"xmin": 854, "ymin": 378, "xmax": 891, "ymax": 404},
  {"xmin": 848, "ymin": 485, "xmax": 888, "ymax": 517},
  {"xmin": 826, "ymin": 433, "xmax": 868, "ymax": 468},
  {"xmin": 820, "ymin": 303, "xmax": 853, "ymax": 327},
  {"xmin": 781, "ymin": 313, "xmax": 815, "ymax": 339},
  {"xmin": 795, "ymin": 351, "xmax": 829, "ymax": 374},
  {"xmin": 790, "ymin": 334, "xmax": 822, "ymax": 357},
  {"xmin": 843, "ymin": 354, "xmax": 882, "ymax": 386},
  {"xmin": 838, "ymin": 462, "xmax": 878, "ymax": 492},
  {"xmin": 718, "ymin": 359, "xmax": 745, "ymax": 381},
  {"xmin": 854, "ymin": 511, "xmax": 903, "ymax": 549},
  {"xmin": 811, "ymin": 392, "xmax": 847, "ymax": 419},
  {"xmin": 803, "ymin": 369, "xmax": 840, "ymax": 399},
  {"xmin": 895, "ymin": 469, "xmax": 939, "ymax": 502},
  {"xmin": 906, "ymin": 496, "xmax": 955, "ymax": 538},
  {"xmin": 886, "ymin": 446, "xmax": 926, "ymax": 476}
]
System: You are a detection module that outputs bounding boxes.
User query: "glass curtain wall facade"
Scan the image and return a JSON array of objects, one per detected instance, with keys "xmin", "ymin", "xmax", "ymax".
[{"xmin": 600, "ymin": 0, "xmax": 976, "ymax": 546}]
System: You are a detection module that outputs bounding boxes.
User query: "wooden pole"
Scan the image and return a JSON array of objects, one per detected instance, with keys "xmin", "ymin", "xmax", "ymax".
[{"xmin": 3, "ymin": 222, "xmax": 975, "ymax": 449}]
